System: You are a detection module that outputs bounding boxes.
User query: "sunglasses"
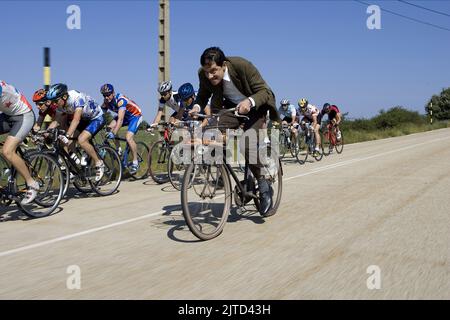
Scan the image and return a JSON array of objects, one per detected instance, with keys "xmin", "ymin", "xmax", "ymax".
[
  {"xmin": 160, "ymin": 91, "xmax": 170, "ymax": 97},
  {"xmin": 103, "ymin": 93, "xmax": 113, "ymax": 98}
]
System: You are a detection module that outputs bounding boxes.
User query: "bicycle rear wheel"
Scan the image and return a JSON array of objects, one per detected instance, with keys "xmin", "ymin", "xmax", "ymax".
[
  {"xmin": 148, "ymin": 140, "xmax": 170, "ymax": 184},
  {"xmin": 90, "ymin": 145, "xmax": 122, "ymax": 196},
  {"xmin": 168, "ymin": 143, "xmax": 193, "ymax": 191},
  {"xmin": 127, "ymin": 141, "xmax": 150, "ymax": 180},
  {"xmin": 15, "ymin": 152, "xmax": 64, "ymax": 218},
  {"xmin": 181, "ymin": 163, "xmax": 231, "ymax": 241}
]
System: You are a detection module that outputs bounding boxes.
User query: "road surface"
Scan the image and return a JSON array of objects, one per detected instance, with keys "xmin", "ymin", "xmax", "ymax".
[{"xmin": 0, "ymin": 128, "xmax": 449, "ymax": 299}]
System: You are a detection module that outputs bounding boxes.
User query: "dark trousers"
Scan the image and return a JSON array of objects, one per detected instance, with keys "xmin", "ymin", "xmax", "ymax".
[{"xmin": 214, "ymin": 105, "xmax": 267, "ymax": 179}]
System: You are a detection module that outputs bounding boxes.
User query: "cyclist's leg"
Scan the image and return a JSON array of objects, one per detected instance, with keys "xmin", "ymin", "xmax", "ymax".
[
  {"xmin": 0, "ymin": 112, "xmax": 40, "ymax": 203},
  {"xmin": 125, "ymin": 116, "xmax": 142, "ymax": 164},
  {"xmin": 77, "ymin": 116, "xmax": 105, "ymax": 180},
  {"xmin": 314, "ymin": 115, "xmax": 322, "ymax": 151}
]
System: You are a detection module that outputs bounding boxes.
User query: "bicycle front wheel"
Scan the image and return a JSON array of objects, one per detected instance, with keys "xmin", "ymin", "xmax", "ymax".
[
  {"xmin": 15, "ymin": 152, "xmax": 64, "ymax": 218},
  {"xmin": 181, "ymin": 163, "xmax": 231, "ymax": 241},
  {"xmin": 335, "ymin": 131, "xmax": 344, "ymax": 154},
  {"xmin": 295, "ymin": 132, "xmax": 308, "ymax": 164},
  {"xmin": 148, "ymin": 140, "xmax": 170, "ymax": 184}
]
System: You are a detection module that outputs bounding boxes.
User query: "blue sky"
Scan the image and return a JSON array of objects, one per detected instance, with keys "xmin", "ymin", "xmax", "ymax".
[{"xmin": 1, "ymin": 0, "xmax": 449, "ymax": 121}]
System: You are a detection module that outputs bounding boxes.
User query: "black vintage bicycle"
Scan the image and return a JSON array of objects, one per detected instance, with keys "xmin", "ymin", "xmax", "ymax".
[{"xmin": 181, "ymin": 109, "xmax": 283, "ymax": 241}]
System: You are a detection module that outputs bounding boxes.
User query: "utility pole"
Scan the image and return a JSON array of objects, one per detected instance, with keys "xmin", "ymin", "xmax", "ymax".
[{"xmin": 158, "ymin": 0, "xmax": 170, "ymax": 121}]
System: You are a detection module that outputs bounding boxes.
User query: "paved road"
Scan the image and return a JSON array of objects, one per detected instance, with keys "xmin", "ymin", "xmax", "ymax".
[{"xmin": 0, "ymin": 128, "xmax": 449, "ymax": 299}]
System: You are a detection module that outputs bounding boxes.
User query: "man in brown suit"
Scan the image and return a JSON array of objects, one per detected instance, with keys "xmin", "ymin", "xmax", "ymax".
[{"xmin": 191, "ymin": 47, "xmax": 280, "ymax": 216}]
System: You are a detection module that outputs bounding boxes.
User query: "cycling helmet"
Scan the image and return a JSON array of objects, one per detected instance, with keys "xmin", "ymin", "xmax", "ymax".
[
  {"xmin": 100, "ymin": 83, "xmax": 114, "ymax": 96},
  {"xmin": 46, "ymin": 83, "xmax": 68, "ymax": 100},
  {"xmin": 178, "ymin": 82, "xmax": 195, "ymax": 100},
  {"xmin": 298, "ymin": 98, "xmax": 308, "ymax": 108},
  {"xmin": 158, "ymin": 80, "xmax": 172, "ymax": 93},
  {"xmin": 32, "ymin": 89, "xmax": 48, "ymax": 103},
  {"xmin": 322, "ymin": 103, "xmax": 331, "ymax": 113},
  {"xmin": 280, "ymin": 99, "xmax": 290, "ymax": 111}
]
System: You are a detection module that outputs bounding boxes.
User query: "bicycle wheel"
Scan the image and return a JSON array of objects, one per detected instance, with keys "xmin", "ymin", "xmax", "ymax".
[
  {"xmin": 90, "ymin": 145, "xmax": 122, "ymax": 196},
  {"xmin": 322, "ymin": 129, "xmax": 332, "ymax": 157},
  {"xmin": 72, "ymin": 147, "xmax": 93, "ymax": 194},
  {"xmin": 295, "ymin": 131, "xmax": 308, "ymax": 164},
  {"xmin": 258, "ymin": 144, "xmax": 283, "ymax": 217},
  {"xmin": 181, "ymin": 163, "xmax": 231, "ymax": 241},
  {"xmin": 168, "ymin": 143, "xmax": 190, "ymax": 191},
  {"xmin": 148, "ymin": 140, "xmax": 170, "ymax": 184},
  {"xmin": 15, "ymin": 153, "xmax": 64, "ymax": 218},
  {"xmin": 37, "ymin": 151, "xmax": 70, "ymax": 197},
  {"xmin": 289, "ymin": 134, "xmax": 298, "ymax": 158},
  {"xmin": 127, "ymin": 141, "xmax": 150, "ymax": 180},
  {"xmin": 335, "ymin": 130, "xmax": 344, "ymax": 154},
  {"xmin": 0, "ymin": 154, "xmax": 12, "ymax": 206},
  {"xmin": 278, "ymin": 132, "xmax": 287, "ymax": 159}
]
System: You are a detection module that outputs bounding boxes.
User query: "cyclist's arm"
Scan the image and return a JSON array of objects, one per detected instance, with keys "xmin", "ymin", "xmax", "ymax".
[
  {"xmin": 152, "ymin": 109, "xmax": 163, "ymax": 126},
  {"xmin": 33, "ymin": 114, "xmax": 45, "ymax": 131},
  {"xmin": 335, "ymin": 113, "xmax": 342, "ymax": 125},
  {"xmin": 312, "ymin": 114, "xmax": 319, "ymax": 128},
  {"xmin": 67, "ymin": 108, "xmax": 82, "ymax": 137},
  {"xmin": 201, "ymin": 105, "xmax": 211, "ymax": 127},
  {"xmin": 112, "ymin": 108, "xmax": 125, "ymax": 135}
]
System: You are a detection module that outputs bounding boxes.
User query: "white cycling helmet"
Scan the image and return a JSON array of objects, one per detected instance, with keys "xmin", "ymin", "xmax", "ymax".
[
  {"xmin": 280, "ymin": 99, "xmax": 290, "ymax": 111},
  {"xmin": 158, "ymin": 80, "xmax": 172, "ymax": 93}
]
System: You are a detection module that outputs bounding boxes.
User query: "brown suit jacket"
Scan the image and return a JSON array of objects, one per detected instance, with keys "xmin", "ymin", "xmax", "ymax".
[{"xmin": 194, "ymin": 56, "xmax": 280, "ymax": 121}]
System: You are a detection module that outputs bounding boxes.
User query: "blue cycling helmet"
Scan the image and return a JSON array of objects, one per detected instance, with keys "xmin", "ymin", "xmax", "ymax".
[
  {"xmin": 178, "ymin": 82, "xmax": 195, "ymax": 100},
  {"xmin": 46, "ymin": 83, "xmax": 68, "ymax": 100},
  {"xmin": 100, "ymin": 83, "xmax": 114, "ymax": 96}
]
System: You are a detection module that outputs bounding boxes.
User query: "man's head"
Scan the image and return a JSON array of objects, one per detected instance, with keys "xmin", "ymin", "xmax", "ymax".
[
  {"xmin": 33, "ymin": 88, "xmax": 51, "ymax": 112},
  {"xmin": 298, "ymin": 98, "xmax": 308, "ymax": 112},
  {"xmin": 178, "ymin": 82, "xmax": 195, "ymax": 107},
  {"xmin": 322, "ymin": 103, "xmax": 331, "ymax": 113},
  {"xmin": 200, "ymin": 47, "xmax": 227, "ymax": 86},
  {"xmin": 158, "ymin": 80, "xmax": 172, "ymax": 101},
  {"xmin": 280, "ymin": 99, "xmax": 290, "ymax": 111},
  {"xmin": 100, "ymin": 84, "xmax": 115, "ymax": 103},
  {"xmin": 46, "ymin": 83, "xmax": 68, "ymax": 110}
]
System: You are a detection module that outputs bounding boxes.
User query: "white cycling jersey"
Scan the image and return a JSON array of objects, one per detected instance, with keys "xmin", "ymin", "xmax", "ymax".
[
  {"xmin": 278, "ymin": 104, "xmax": 297, "ymax": 121},
  {"xmin": 159, "ymin": 91, "xmax": 180, "ymax": 113},
  {"xmin": 300, "ymin": 104, "xmax": 320, "ymax": 119},
  {"xmin": 62, "ymin": 90, "xmax": 103, "ymax": 120},
  {"xmin": 0, "ymin": 80, "xmax": 32, "ymax": 116}
]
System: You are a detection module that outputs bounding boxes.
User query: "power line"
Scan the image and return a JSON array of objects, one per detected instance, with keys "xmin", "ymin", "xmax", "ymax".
[
  {"xmin": 397, "ymin": 0, "xmax": 450, "ymax": 18},
  {"xmin": 355, "ymin": 0, "xmax": 450, "ymax": 32}
]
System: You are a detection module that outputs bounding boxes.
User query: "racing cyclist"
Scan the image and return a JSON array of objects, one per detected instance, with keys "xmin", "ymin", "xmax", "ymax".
[
  {"xmin": 46, "ymin": 84, "xmax": 106, "ymax": 181},
  {"xmin": 298, "ymin": 98, "xmax": 322, "ymax": 155},
  {"xmin": 150, "ymin": 80, "xmax": 181, "ymax": 128},
  {"xmin": 0, "ymin": 80, "xmax": 39, "ymax": 204},
  {"xmin": 100, "ymin": 84, "xmax": 143, "ymax": 174}
]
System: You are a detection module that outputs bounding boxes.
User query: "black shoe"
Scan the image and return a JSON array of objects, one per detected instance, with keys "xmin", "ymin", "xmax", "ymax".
[{"xmin": 257, "ymin": 178, "xmax": 273, "ymax": 217}]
